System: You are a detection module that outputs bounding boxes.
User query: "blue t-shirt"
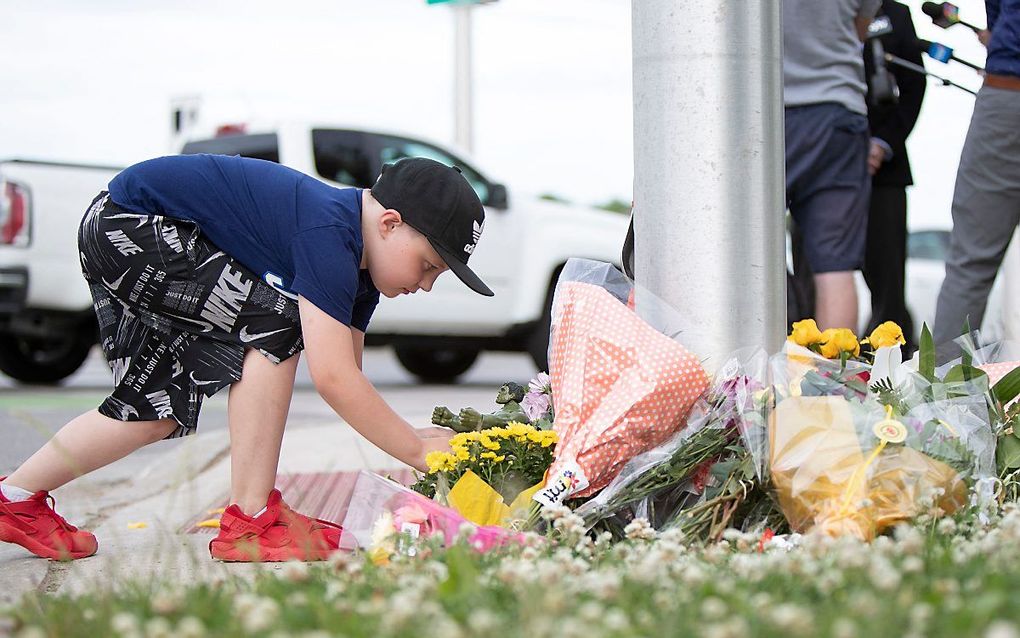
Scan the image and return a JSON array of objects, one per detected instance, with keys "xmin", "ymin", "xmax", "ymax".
[
  {"xmin": 986, "ymin": 0, "xmax": 1020, "ymax": 79},
  {"xmin": 107, "ymin": 154, "xmax": 379, "ymax": 331}
]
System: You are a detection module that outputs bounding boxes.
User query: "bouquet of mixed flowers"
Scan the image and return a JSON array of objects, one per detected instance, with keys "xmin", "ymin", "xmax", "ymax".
[
  {"xmin": 342, "ymin": 472, "xmax": 526, "ymax": 565},
  {"xmin": 410, "ymin": 421, "xmax": 557, "ymax": 528},
  {"xmin": 761, "ymin": 319, "xmax": 997, "ymax": 540},
  {"xmin": 573, "ymin": 349, "xmax": 784, "ymax": 541},
  {"xmin": 534, "ymin": 259, "xmax": 710, "ymax": 508}
]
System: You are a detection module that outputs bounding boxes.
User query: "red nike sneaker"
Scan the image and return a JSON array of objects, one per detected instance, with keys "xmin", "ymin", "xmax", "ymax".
[
  {"xmin": 0, "ymin": 478, "xmax": 98, "ymax": 561},
  {"xmin": 209, "ymin": 489, "xmax": 343, "ymax": 562}
]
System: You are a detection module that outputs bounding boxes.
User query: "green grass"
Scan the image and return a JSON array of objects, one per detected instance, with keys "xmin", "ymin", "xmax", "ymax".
[{"xmin": 6, "ymin": 507, "xmax": 1020, "ymax": 638}]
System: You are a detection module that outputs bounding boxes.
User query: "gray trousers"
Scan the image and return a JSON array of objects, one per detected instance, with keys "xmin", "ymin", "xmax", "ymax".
[{"xmin": 934, "ymin": 86, "xmax": 1020, "ymax": 362}]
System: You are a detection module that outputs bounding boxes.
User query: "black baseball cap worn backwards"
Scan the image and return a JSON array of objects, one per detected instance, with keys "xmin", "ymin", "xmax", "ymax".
[{"xmin": 371, "ymin": 157, "xmax": 493, "ymax": 297}]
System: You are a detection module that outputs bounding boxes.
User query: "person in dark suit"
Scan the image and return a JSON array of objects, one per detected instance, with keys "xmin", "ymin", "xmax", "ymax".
[
  {"xmin": 862, "ymin": 0, "xmax": 926, "ymax": 353},
  {"xmin": 789, "ymin": 0, "xmax": 926, "ymax": 351}
]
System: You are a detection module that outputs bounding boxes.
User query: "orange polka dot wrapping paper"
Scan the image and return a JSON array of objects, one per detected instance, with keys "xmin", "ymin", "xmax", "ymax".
[{"xmin": 545, "ymin": 280, "xmax": 710, "ymax": 499}]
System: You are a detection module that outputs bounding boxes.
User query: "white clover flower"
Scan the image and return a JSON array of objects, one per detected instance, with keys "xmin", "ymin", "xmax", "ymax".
[
  {"xmin": 540, "ymin": 504, "xmax": 572, "ymax": 522},
  {"xmin": 110, "ymin": 612, "xmax": 139, "ymax": 636},
  {"xmin": 287, "ymin": 592, "xmax": 309, "ymax": 608},
  {"xmin": 16, "ymin": 628, "xmax": 47, "ymax": 638},
  {"xmin": 901, "ymin": 555, "xmax": 924, "ymax": 574},
  {"xmin": 700, "ymin": 596, "xmax": 728, "ymax": 620},
  {"xmin": 985, "ymin": 620, "xmax": 1020, "ymax": 638},
  {"xmin": 149, "ymin": 588, "xmax": 183, "ymax": 616},
  {"xmin": 868, "ymin": 557, "xmax": 902, "ymax": 591},
  {"xmin": 143, "ymin": 617, "xmax": 172, "ymax": 638},
  {"xmin": 909, "ymin": 603, "xmax": 933, "ymax": 628},
  {"xmin": 893, "ymin": 524, "xmax": 925, "ymax": 554},
  {"xmin": 467, "ymin": 609, "xmax": 500, "ymax": 634},
  {"xmin": 603, "ymin": 608, "xmax": 629, "ymax": 632},
  {"xmin": 937, "ymin": 517, "xmax": 958, "ymax": 536},
  {"xmin": 831, "ymin": 618, "xmax": 857, "ymax": 638},
  {"xmin": 176, "ymin": 617, "xmax": 205, "ymax": 638},
  {"xmin": 240, "ymin": 598, "xmax": 280, "ymax": 634},
  {"xmin": 578, "ymin": 601, "xmax": 605, "ymax": 622},
  {"xmin": 624, "ymin": 517, "xmax": 656, "ymax": 541},
  {"xmin": 768, "ymin": 603, "xmax": 814, "ymax": 636},
  {"xmin": 699, "ymin": 618, "xmax": 750, "ymax": 638}
]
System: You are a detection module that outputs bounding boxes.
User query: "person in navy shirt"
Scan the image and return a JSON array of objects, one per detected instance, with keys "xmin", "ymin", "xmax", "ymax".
[
  {"xmin": 0, "ymin": 156, "xmax": 492, "ymax": 562},
  {"xmin": 934, "ymin": 0, "xmax": 1020, "ymax": 361}
]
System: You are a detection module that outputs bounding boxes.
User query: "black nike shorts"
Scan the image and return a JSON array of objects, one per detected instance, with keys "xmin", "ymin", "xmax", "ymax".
[{"xmin": 78, "ymin": 191, "xmax": 304, "ymax": 438}]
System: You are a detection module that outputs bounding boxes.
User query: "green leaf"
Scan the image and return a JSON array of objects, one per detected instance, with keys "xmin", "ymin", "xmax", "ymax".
[
  {"xmin": 437, "ymin": 544, "xmax": 479, "ymax": 601},
  {"xmin": 962, "ymin": 317, "xmax": 974, "ymax": 368},
  {"xmin": 993, "ymin": 366, "xmax": 1020, "ymax": 406},
  {"xmin": 998, "ymin": 435, "xmax": 1020, "ymax": 472},
  {"xmin": 919, "ymin": 324, "xmax": 936, "ymax": 382},
  {"xmin": 943, "ymin": 365, "xmax": 987, "ymax": 384}
]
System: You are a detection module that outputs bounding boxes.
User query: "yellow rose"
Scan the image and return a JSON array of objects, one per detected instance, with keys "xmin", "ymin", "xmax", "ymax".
[
  {"xmin": 863, "ymin": 321, "xmax": 906, "ymax": 349},
  {"xmin": 819, "ymin": 328, "xmax": 860, "ymax": 359},
  {"xmin": 788, "ymin": 319, "xmax": 824, "ymax": 347}
]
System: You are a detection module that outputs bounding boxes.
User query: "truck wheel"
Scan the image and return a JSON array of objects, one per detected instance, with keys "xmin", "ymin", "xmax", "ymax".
[
  {"xmin": 394, "ymin": 347, "xmax": 479, "ymax": 383},
  {"xmin": 526, "ymin": 278, "xmax": 557, "ymax": 372},
  {"xmin": 0, "ymin": 333, "xmax": 94, "ymax": 385}
]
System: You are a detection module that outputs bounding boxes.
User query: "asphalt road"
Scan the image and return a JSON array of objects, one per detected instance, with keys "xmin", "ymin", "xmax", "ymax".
[{"xmin": 0, "ymin": 346, "xmax": 537, "ymax": 475}]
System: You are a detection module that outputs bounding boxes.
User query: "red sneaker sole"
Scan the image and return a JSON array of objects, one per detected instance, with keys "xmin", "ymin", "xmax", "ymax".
[
  {"xmin": 0, "ymin": 525, "xmax": 97, "ymax": 560},
  {"xmin": 209, "ymin": 539, "xmax": 337, "ymax": 562}
]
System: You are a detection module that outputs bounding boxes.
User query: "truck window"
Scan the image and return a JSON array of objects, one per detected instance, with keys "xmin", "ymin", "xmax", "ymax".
[
  {"xmin": 180, "ymin": 134, "xmax": 280, "ymax": 163},
  {"xmin": 376, "ymin": 136, "xmax": 490, "ymax": 204},
  {"xmin": 311, "ymin": 129, "xmax": 374, "ymax": 187}
]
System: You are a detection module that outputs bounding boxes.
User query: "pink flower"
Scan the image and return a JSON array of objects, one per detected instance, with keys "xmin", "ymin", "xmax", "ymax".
[
  {"xmin": 394, "ymin": 503, "xmax": 428, "ymax": 526},
  {"xmin": 529, "ymin": 372, "xmax": 551, "ymax": 395},
  {"xmin": 521, "ymin": 392, "xmax": 552, "ymax": 422}
]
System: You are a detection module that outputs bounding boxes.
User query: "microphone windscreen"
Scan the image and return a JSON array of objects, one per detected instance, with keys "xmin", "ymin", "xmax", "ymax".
[{"xmin": 921, "ymin": 2, "xmax": 943, "ymax": 18}]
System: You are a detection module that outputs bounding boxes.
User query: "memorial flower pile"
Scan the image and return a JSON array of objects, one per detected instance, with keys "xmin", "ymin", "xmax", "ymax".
[{"xmin": 410, "ymin": 421, "xmax": 558, "ymax": 528}]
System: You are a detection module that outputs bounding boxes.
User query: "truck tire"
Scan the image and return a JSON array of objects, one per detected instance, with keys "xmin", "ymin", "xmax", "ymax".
[
  {"xmin": 394, "ymin": 346, "xmax": 479, "ymax": 383},
  {"xmin": 526, "ymin": 270, "xmax": 560, "ymax": 372},
  {"xmin": 0, "ymin": 333, "xmax": 94, "ymax": 385}
]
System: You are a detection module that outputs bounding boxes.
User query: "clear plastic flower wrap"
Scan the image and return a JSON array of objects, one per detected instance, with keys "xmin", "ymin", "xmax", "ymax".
[
  {"xmin": 534, "ymin": 259, "xmax": 711, "ymax": 507},
  {"xmin": 761, "ymin": 342, "xmax": 995, "ymax": 541},
  {"xmin": 571, "ymin": 348, "xmax": 771, "ymax": 535},
  {"xmin": 342, "ymin": 471, "xmax": 524, "ymax": 560}
]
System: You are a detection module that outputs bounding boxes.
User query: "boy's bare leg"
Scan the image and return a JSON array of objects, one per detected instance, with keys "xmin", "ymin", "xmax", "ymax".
[
  {"xmin": 814, "ymin": 271, "xmax": 859, "ymax": 332},
  {"xmin": 227, "ymin": 349, "xmax": 300, "ymax": 516},
  {"xmin": 5, "ymin": 411, "xmax": 177, "ymax": 493}
]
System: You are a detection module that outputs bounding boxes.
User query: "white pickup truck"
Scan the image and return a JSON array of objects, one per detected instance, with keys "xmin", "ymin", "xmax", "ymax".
[{"xmin": 0, "ymin": 123, "xmax": 629, "ymax": 384}]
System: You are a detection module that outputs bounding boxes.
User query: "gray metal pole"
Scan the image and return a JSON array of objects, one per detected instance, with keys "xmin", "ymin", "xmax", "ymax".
[
  {"xmin": 631, "ymin": 1, "xmax": 786, "ymax": 371},
  {"xmin": 454, "ymin": 4, "xmax": 474, "ymax": 153}
]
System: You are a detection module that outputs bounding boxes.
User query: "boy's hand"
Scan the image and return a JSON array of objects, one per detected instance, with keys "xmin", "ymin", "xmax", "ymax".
[
  {"xmin": 417, "ymin": 426, "xmax": 456, "ymax": 439},
  {"xmin": 413, "ymin": 430, "xmax": 455, "ymax": 473}
]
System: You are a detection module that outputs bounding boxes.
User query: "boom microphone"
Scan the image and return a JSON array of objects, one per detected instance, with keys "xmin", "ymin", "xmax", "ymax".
[
  {"xmin": 917, "ymin": 38, "xmax": 984, "ymax": 71},
  {"xmin": 921, "ymin": 2, "xmax": 983, "ymax": 32}
]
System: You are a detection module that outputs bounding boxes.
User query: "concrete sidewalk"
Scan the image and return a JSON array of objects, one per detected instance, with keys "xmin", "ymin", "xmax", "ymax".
[{"xmin": 0, "ymin": 390, "xmax": 491, "ymax": 604}]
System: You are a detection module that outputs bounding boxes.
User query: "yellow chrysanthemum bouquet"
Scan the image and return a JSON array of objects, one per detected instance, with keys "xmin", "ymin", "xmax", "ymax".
[{"xmin": 411, "ymin": 422, "xmax": 558, "ymax": 528}]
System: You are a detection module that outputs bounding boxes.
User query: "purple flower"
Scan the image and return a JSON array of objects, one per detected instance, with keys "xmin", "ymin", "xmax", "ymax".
[
  {"xmin": 522, "ymin": 392, "xmax": 552, "ymax": 422},
  {"xmin": 529, "ymin": 372, "xmax": 551, "ymax": 395}
]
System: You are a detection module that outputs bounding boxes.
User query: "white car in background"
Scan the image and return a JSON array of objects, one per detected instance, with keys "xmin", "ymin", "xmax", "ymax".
[{"xmin": 0, "ymin": 123, "xmax": 629, "ymax": 385}]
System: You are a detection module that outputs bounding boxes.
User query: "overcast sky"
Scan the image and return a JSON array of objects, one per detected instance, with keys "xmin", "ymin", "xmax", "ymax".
[{"xmin": 0, "ymin": 0, "xmax": 989, "ymax": 227}]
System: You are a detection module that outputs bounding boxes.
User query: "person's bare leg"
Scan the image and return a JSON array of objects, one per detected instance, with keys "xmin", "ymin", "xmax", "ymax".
[
  {"xmin": 5, "ymin": 411, "xmax": 177, "ymax": 492},
  {"xmin": 814, "ymin": 271, "xmax": 859, "ymax": 332},
  {"xmin": 227, "ymin": 349, "xmax": 300, "ymax": 516}
]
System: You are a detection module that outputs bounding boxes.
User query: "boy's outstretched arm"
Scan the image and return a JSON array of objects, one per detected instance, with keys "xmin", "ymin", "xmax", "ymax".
[
  {"xmin": 298, "ymin": 296, "xmax": 451, "ymax": 471},
  {"xmin": 351, "ymin": 328, "xmax": 366, "ymax": 370}
]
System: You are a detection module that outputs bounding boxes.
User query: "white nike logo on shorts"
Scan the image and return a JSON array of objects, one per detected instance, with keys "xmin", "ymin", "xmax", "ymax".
[
  {"xmin": 238, "ymin": 325, "xmax": 290, "ymax": 343},
  {"xmin": 190, "ymin": 371, "xmax": 220, "ymax": 386},
  {"xmin": 102, "ymin": 269, "xmax": 130, "ymax": 291},
  {"xmin": 165, "ymin": 313, "xmax": 215, "ymax": 333}
]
